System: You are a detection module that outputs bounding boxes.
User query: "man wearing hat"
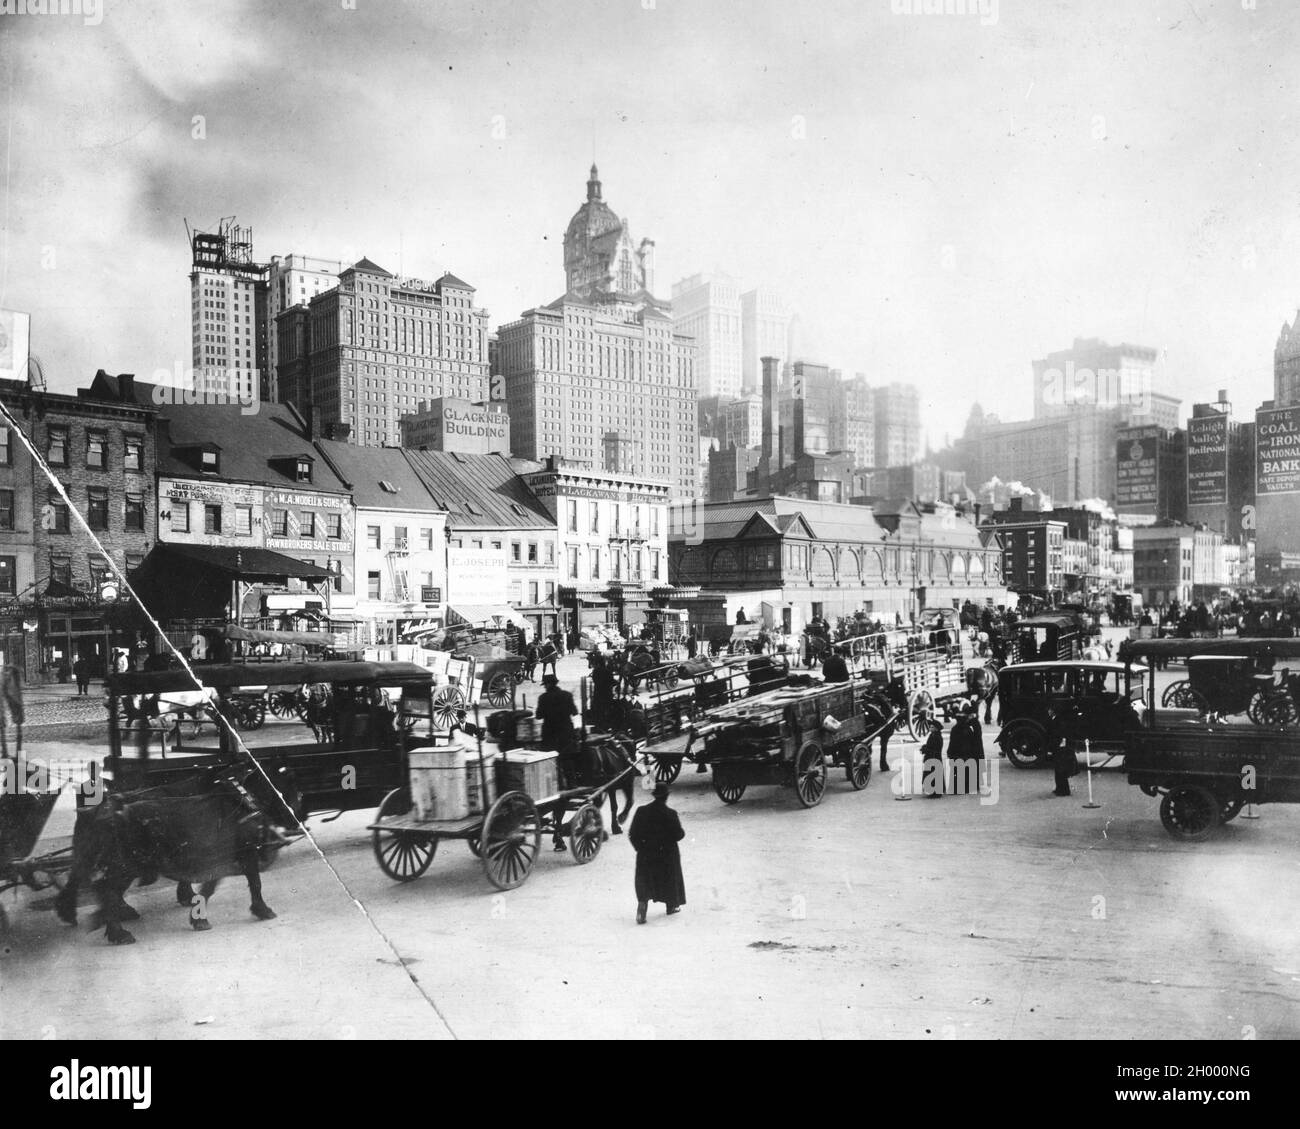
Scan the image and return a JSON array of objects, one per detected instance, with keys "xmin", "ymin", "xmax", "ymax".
[
  {"xmin": 946, "ymin": 700, "xmax": 984, "ymax": 796},
  {"xmin": 628, "ymin": 782, "xmax": 686, "ymax": 923},
  {"xmin": 820, "ymin": 643, "xmax": 851, "ymax": 684},
  {"xmin": 535, "ymin": 673, "xmax": 581, "ymax": 810}
]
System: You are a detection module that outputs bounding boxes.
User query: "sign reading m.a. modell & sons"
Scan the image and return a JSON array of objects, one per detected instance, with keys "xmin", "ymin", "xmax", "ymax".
[
  {"xmin": 1256, "ymin": 405, "xmax": 1300, "ymax": 496},
  {"xmin": 1187, "ymin": 413, "xmax": 1229, "ymax": 506}
]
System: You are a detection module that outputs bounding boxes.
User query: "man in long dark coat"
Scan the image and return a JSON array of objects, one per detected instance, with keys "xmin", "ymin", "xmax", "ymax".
[
  {"xmin": 535, "ymin": 674, "xmax": 580, "ymax": 795},
  {"xmin": 589, "ymin": 654, "xmax": 617, "ymax": 731},
  {"xmin": 921, "ymin": 722, "xmax": 945, "ymax": 797},
  {"xmin": 628, "ymin": 782, "xmax": 686, "ymax": 922},
  {"xmin": 947, "ymin": 702, "xmax": 984, "ymax": 795}
]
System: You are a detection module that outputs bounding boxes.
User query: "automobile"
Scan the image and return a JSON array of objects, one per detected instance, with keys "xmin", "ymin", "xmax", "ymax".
[{"xmin": 995, "ymin": 660, "xmax": 1147, "ymax": 768}]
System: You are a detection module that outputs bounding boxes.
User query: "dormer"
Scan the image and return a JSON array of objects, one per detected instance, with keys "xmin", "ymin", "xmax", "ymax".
[
  {"xmin": 173, "ymin": 442, "xmax": 223, "ymax": 475},
  {"xmin": 270, "ymin": 452, "xmax": 315, "ymax": 484}
]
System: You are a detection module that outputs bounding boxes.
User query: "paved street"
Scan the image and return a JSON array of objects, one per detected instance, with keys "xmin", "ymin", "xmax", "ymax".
[{"xmin": 4, "ymin": 652, "xmax": 1298, "ymax": 1041}]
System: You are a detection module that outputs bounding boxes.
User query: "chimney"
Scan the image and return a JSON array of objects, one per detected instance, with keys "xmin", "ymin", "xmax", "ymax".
[
  {"xmin": 119, "ymin": 373, "xmax": 135, "ymax": 402},
  {"xmin": 974, "ymin": 502, "xmax": 982, "ymax": 526},
  {"xmin": 327, "ymin": 422, "xmax": 351, "ymax": 443},
  {"xmin": 309, "ymin": 406, "xmax": 321, "ymax": 439},
  {"xmin": 1010, "ymin": 497, "xmax": 1023, "ymax": 514},
  {"xmin": 760, "ymin": 356, "xmax": 780, "ymax": 471}
]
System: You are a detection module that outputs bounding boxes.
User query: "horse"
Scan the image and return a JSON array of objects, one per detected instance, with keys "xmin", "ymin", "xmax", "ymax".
[
  {"xmin": 56, "ymin": 763, "xmax": 301, "ymax": 945},
  {"xmin": 550, "ymin": 734, "xmax": 640, "ymax": 851},
  {"xmin": 965, "ymin": 661, "xmax": 1001, "ymax": 725},
  {"xmin": 0, "ymin": 663, "xmax": 23, "ymax": 757},
  {"xmin": 302, "ymin": 684, "xmax": 333, "ymax": 744}
]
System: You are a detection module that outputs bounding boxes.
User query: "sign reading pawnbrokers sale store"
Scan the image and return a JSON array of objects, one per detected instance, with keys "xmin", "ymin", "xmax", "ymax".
[{"xmin": 1256, "ymin": 406, "xmax": 1300, "ymax": 496}]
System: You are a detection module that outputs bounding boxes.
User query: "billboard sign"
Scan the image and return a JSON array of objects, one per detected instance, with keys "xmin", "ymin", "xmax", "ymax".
[
  {"xmin": 1256, "ymin": 405, "xmax": 1300, "ymax": 496},
  {"xmin": 1186, "ymin": 413, "xmax": 1229, "ymax": 506},
  {"xmin": 1116, "ymin": 427, "xmax": 1159, "ymax": 506}
]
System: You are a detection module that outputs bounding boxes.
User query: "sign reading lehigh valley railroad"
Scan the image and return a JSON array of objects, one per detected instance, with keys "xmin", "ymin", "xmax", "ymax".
[
  {"xmin": 1256, "ymin": 405, "xmax": 1300, "ymax": 496},
  {"xmin": 1186, "ymin": 413, "xmax": 1229, "ymax": 506},
  {"xmin": 1115, "ymin": 426, "xmax": 1160, "ymax": 506}
]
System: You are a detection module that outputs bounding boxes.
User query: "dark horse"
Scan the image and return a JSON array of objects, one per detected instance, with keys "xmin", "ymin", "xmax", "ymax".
[
  {"xmin": 551, "ymin": 735, "xmax": 639, "ymax": 851},
  {"xmin": 56, "ymin": 763, "xmax": 301, "ymax": 945}
]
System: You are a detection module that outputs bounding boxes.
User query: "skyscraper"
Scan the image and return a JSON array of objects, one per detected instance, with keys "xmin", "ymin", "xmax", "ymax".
[
  {"xmin": 187, "ymin": 218, "xmax": 266, "ymax": 401},
  {"xmin": 873, "ymin": 382, "xmax": 922, "ymax": 467},
  {"xmin": 498, "ymin": 167, "xmax": 698, "ymax": 494},
  {"xmin": 265, "ymin": 254, "xmax": 343, "ymax": 402},
  {"xmin": 671, "ymin": 273, "xmax": 742, "ymax": 400},
  {"xmin": 306, "ymin": 258, "xmax": 490, "ymax": 448},
  {"xmin": 741, "ymin": 286, "xmax": 791, "ymax": 394}
]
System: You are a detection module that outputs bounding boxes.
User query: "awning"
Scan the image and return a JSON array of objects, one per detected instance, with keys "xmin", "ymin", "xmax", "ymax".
[
  {"xmin": 224, "ymin": 624, "xmax": 342, "ymax": 648},
  {"xmin": 153, "ymin": 543, "xmax": 331, "ymax": 580},
  {"xmin": 446, "ymin": 605, "xmax": 530, "ymax": 632}
]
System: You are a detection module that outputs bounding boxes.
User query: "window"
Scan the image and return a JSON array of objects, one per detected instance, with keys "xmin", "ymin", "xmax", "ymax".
[
  {"xmin": 509, "ymin": 580, "xmax": 523, "ymax": 606},
  {"xmin": 367, "ymin": 571, "xmax": 381, "ymax": 600},
  {"xmin": 327, "ymin": 513, "xmax": 342, "ymax": 540},
  {"xmin": 511, "ymin": 541, "xmax": 522, "ymax": 562},
  {"xmin": 367, "ymin": 525, "xmax": 381, "ymax": 550},
  {"xmin": 567, "ymin": 546, "xmax": 579, "ymax": 580},
  {"xmin": 611, "ymin": 549, "xmax": 622, "ymax": 579},
  {"xmin": 171, "ymin": 501, "xmax": 190, "ymax": 533},
  {"xmin": 545, "ymin": 541, "xmax": 555, "ymax": 565},
  {"xmin": 86, "ymin": 430, "xmax": 107, "ymax": 469},
  {"xmin": 200, "ymin": 449, "xmax": 219, "ymax": 473},
  {"xmin": 528, "ymin": 581, "xmax": 539, "ymax": 604},
  {"xmin": 651, "ymin": 549, "xmax": 661, "ymax": 580},
  {"xmin": 89, "ymin": 557, "xmax": 110, "ymax": 591},
  {"xmin": 0, "ymin": 489, "xmax": 12, "ymax": 531},
  {"xmin": 124, "ymin": 436, "xmax": 142, "ymax": 472},
  {"xmin": 87, "ymin": 487, "xmax": 109, "ymax": 531},
  {"xmin": 631, "ymin": 549, "xmax": 642, "ymax": 581},
  {"xmin": 270, "ymin": 510, "xmax": 289, "ymax": 537},
  {"xmin": 0, "ymin": 428, "xmax": 10, "ymax": 466},
  {"xmin": 301, "ymin": 512, "xmax": 317, "ymax": 538},
  {"xmin": 590, "ymin": 502, "xmax": 600, "ymax": 534},
  {"xmin": 527, "ymin": 542, "xmax": 539, "ymax": 563},
  {"xmin": 420, "ymin": 527, "xmax": 433, "ymax": 551},
  {"xmin": 125, "ymin": 493, "xmax": 144, "ymax": 531},
  {"xmin": 394, "ymin": 525, "xmax": 408, "ymax": 549},
  {"xmin": 567, "ymin": 500, "xmax": 578, "ymax": 533},
  {"xmin": 296, "ymin": 459, "xmax": 312, "ymax": 482},
  {"xmin": 50, "ymin": 554, "xmax": 72, "ymax": 587},
  {"xmin": 590, "ymin": 546, "xmax": 601, "ymax": 580},
  {"xmin": 491, "ymin": 540, "xmax": 502, "ymax": 551},
  {"xmin": 651, "ymin": 508, "xmax": 660, "ymax": 537},
  {"xmin": 203, "ymin": 504, "xmax": 222, "ymax": 534},
  {"xmin": 545, "ymin": 581, "xmax": 555, "ymax": 603},
  {"xmin": 47, "ymin": 426, "xmax": 69, "ymax": 466},
  {"xmin": 0, "ymin": 556, "xmax": 13, "ymax": 595}
]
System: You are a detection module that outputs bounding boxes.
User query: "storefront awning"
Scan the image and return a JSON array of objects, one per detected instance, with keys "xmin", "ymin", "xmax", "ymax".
[
  {"xmin": 155, "ymin": 543, "xmax": 332, "ymax": 581},
  {"xmin": 446, "ymin": 605, "xmax": 530, "ymax": 631}
]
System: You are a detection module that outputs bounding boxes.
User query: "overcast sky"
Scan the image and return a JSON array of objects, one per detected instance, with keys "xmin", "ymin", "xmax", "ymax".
[{"xmin": 3, "ymin": 0, "xmax": 1300, "ymax": 447}]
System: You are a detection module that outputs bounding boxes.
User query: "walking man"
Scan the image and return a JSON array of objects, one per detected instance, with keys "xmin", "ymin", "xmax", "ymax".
[
  {"xmin": 628, "ymin": 782, "xmax": 686, "ymax": 923},
  {"xmin": 535, "ymin": 674, "xmax": 580, "ymax": 808},
  {"xmin": 947, "ymin": 702, "xmax": 984, "ymax": 795},
  {"xmin": 72, "ymin": 657, "xmax": 90, "ymax": 696}
]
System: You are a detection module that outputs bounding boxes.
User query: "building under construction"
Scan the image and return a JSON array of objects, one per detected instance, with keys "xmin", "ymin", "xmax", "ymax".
[{"xmin": 187, "ymin": 217, "xmax": 269, "ymax": 400}]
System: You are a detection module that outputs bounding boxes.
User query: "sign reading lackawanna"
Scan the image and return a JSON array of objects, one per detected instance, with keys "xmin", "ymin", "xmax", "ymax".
[
  {"xmin": 1256, "ymin": 405, "xmax": 1300, "ymax": 496},
  {"xmin": 1186, "ymin": 413, "xmax": 1229, "ymax": 506}
]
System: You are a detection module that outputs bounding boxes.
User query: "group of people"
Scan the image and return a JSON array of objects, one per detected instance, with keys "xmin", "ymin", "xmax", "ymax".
[{"xmin": 920, "ymin": 702, "xmax": 986, "ymax": 797}]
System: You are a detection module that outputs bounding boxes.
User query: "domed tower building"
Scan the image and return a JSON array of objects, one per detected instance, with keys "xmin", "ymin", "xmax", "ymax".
[{"xmin": 562, "ymin": 165, "xmax": 665, "ymax": 315}]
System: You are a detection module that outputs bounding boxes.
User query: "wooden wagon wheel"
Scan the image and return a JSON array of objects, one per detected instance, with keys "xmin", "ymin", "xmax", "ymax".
[
  {"xmin": 567, "ymin": 802, "xmax": 604, "ymax": 865},
  {"xmin": 662, "ymin": 669, "xmax": 680, "ymax": 690},
  {"xmin": 794, "ymin": 741, "xmax": 828, "ymax": 808},
  {"xmin": 485, "ymin": 671, "xmax": 516, "ymax": 708},
  {"xmin": 371, "ymin": 788, "xmax": 437, "ymax": 882},
  {"xmin": 1159, "ymin": 784, "xmax": 1221, "ymax": 841},
  {"xmin": 846, "ymin": 741, "xmax": 872, "ymax": 791},
  {"xmin": 646, "ymin": 754, "xmax": 682, "ymax": 784},
  {"xmin": 1256, "ymin": 692, "xmax": 1298, "ymax": 729},
  {"xmin": 713, "ymin": 764, "xmax": 746, "ymax": 804},
  {"xmin": 906, "ymin": 689, "xmax": 936, "ymax": 742},
  {"xmin": 466, "ymin": 835, "xmax": 482, "ymax": 858},
  {"xmin": 481, "ymin": 791, "xmax": 541, "ymax": 890},
  {"xmin": 1161, "ymin": 681, "xmax": 1197, "ymax": 709},
  {"xmin": 431, "ymin": 685, "xmax": 468, "ymax": 730}
]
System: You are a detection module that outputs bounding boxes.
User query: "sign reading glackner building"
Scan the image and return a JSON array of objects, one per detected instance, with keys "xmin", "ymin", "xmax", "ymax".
[{"xmin": 400, "ymin": 396, "xmax": 510, "ymax": 456}]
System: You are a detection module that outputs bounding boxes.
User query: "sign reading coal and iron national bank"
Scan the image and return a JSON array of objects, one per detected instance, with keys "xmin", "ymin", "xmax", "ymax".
[
  {"xmin": 1257, "ymin": 405, "xmax": 1300, "ymax": 496},
  {"xmin": 1116, "ymin": 427, "xmax": 1159, "ymax": 506},
  {"xmin": 1186, "ymin": 413, "xmax": 1229, "ymax": 506}
]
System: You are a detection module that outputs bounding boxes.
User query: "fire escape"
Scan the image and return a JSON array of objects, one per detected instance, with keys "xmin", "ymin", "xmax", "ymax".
[{"xmin": 387, "ymin": 535, "xmax": 411, "ymax": 602}]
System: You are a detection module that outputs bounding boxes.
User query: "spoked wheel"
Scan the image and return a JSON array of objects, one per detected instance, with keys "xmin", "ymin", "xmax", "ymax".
[
  {"xmin": 647, "ymin": 755, "xmax": 682, "ymax": 784},
  {"xmin": 662, "ymin": 670, "xmax": 680, "ymax": 690},
  {"xmin": 1256, "ymin": 693, "xmax": 1298, "ymax": 729},
  {"xmin": 1220, "ymin": 797, "xmax": 1245, "ymax": 823},
  {"xmin": 235, "ymin": 699, "xmax": 266, "ymax": 731},
  {"xmin": 1002, "ymin": 727, "xmax": 1046, "ymax": 769},
  {"xmin": 713, "ymin": 765, "xmax": 746, "ymax": 804},
  {"xmin": 906, "ymin": 690, "xmax": 936, "ymax": 742},
  {"xmin": 794, "ymin": 741, "xmax": 828, "ymax": 808},
  {"xmin": 567, "ymin": 803, "xmax": 604, "ymax": 865},
  {"xmin": 481, "ymin": 791, "xmax": 541, "ymax": 891},
  {"xmin": 1161, "ymin": 681, "xmax": 1197, "ymax": 709},
  {"xmin": 846, "ymin": 741, "xmax": 872, "ymax": 790},
  {"xmin": 431, "ymin": 686, "xmax": 468, "ymax": 730},
  {"xmin": 466, "ymin": 835, "xmax": 482, "ymax": 858},
  {"xmin": 372, "ymin": 788, "xmax": 437, "ymax": 882},
  {"xmin": 485, "ymin": 672, "xmax": 516, "ymax": 709},
  {"xmin": 1159, "ymin": 784, "xmax": 1222, "ymax": 841},
  {"xmin": 269, "ymin": 692, "xmax": 298, "ymax": 718}
]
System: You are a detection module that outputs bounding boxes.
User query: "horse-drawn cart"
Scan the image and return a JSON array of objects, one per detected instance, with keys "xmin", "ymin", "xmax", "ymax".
[{"xmin": 367, "ymin": 712, "xmax": 638, "ymax": 889}]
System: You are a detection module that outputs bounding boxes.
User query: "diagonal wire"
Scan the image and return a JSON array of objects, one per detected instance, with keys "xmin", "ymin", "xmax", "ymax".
[{"xmin": 0, "ymin": 393, "xmax": 457, "ymax": 1038}]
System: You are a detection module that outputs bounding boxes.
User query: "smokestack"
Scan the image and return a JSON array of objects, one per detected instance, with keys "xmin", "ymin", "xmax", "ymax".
[
  {"xmin": 309, "ymin": 406, "xmax": 321, "ymax": 439},
  {"xmin": 974, "ymin": 502, "xmax": 982, "ymax": 526},
  {"xmin": 761, "ymin": 356, "xmax": 779, "ymax": 470}
]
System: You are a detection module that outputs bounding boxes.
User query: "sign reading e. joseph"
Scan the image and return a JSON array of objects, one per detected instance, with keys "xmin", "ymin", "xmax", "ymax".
[
  {"xmin": 1256, "ymin": 406, "xmax": 1300, "ymax": 496},
  {"xmin": 1186, "ymin": 413, "xmax": 1229, "ymax": 506},
  {"xmin": 1116, "ymin": 427, "xmax": 1159, "ymax": 506}
]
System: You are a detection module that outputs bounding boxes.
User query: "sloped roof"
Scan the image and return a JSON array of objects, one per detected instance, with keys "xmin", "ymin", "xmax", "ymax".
[
  {"xmin": 313, "ymin": 441, "xmax": 442, "ymax": 511},
  {"xmin": 348, "ymin": 257, "xmax": 393, "ymax": 277},
  {"xmin": 437, "ymin": 272, "xmax": 474, "ymax": 291},
  {"xmin": 403, "ymin": 450, "xmax": 552, "ymax": 530}
]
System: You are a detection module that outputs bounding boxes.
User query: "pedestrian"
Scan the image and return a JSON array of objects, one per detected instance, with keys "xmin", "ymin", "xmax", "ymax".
[
  {"xmin": 921, "ymin": 721, "xmax": 945, "ymax": 797},
  {"xmin": 1047, "ymin": 711, "xmax": 1079, "ymax": 797},
  {"xmin": 628, "ymin": 782, "xmax": 686, "ymax": 923},
  {"xmin": 523, "ymin": 642, "xmax": 539, "ymax": 682},
  {"xmin": 535, "ymin": 673, "xmax": 581, "ymax": 816},
  {"xmin": 947, "ymin": 702, "xmax": 984, "ymax": 796},
  {"xmin": 72, "ymin": 657, "xmax": 89, "ymax": 696},
  {"xmin": 589, "ymin": 652, "xmax": 617, "ymax": 731},
  {"xmin": 820, "ymin": 645, "xmax": 851, "ymax": 683},
  {"xmin": 685, "ymin": 631, "xmax": 697, "ymax": 660}
]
